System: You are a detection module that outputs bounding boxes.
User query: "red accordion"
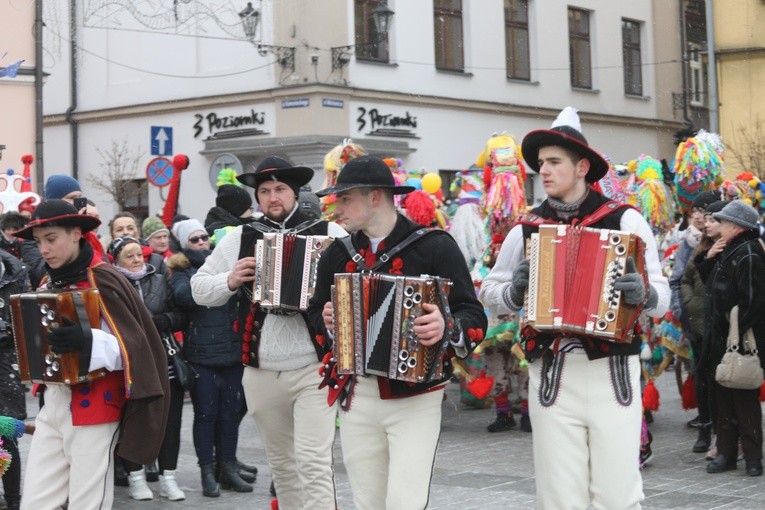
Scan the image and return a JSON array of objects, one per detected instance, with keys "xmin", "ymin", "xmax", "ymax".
[{"xmin": 523, "ymin": 224, "xmax": 648, "ymax": 342}]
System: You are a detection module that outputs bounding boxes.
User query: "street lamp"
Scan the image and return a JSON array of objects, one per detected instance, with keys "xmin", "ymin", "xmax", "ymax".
[
  {"xmin": 239, "ymin": 1, "xmax": 295, "ymax": 73},
  {"xmin": 331, "ymin": 2, "xmax": 395, "ymax": 71}
]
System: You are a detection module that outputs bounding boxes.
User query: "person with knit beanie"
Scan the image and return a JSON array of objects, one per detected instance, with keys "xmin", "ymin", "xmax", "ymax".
[
  {"xmin": 204, "ymin": 184, "xmax": 254, "ymax": 245},
  {"xmin": 142, "ymin": 216, "xmax": 172, "ymax": 259},
  {"xmin": 190, "ymin": 156, "xmax": 346, "ymax": 509}
]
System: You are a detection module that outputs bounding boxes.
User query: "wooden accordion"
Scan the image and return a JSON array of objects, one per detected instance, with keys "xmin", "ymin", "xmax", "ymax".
[
  {"xmin": 524, "ymin": 224, "xmax": 647, "ymax": 342},
  {"xmin": 253, "ymin": 233, "xmax": 333, "ymax": 310},
  {"xmin": 332, "ymin": 273, "xmax": 452, "ymax": 383},
  {"xmin": 10, "ymin": 289, "xmax": 105, "ymax": 385}
]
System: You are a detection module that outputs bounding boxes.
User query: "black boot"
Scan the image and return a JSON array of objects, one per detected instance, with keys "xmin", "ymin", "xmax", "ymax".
[
  {"xmin": 745, "ymin": 459, "xmax": 763, "ymax": 476},
  {"xmin": 200, "ymin": 464, "xmax": 220, "ymax": 497},
  {"xmin": 219, "ymin": 460, "xmax": 254, "ymax": 492},
  {"xmin": 114, "ymin": 457, "xmax": 129, "ymax": 487},
  {"xmin": 487, "ymin": 413, "xmax": 516, "ymax": 433},
  {"xmin": 520, "ymin": 415, "xmax": 532, "ymax": 433},
  {"xmin": 707, "ymin": 454, "xmax": 737, "ymax": 473},
  {"xmin": 238, "ymin": 469, "xmax": 256, "ymax": 483},
  {"xmin": 237, "ymin": 459, "xmax": 259, "ymax": 475},
  {"xmin": 144, "ymin": 462, "xmax": 159, "ymax": 482},
  {"xmin": 692, "ymin": 426, "xmax": 711, "ymax": 453}
]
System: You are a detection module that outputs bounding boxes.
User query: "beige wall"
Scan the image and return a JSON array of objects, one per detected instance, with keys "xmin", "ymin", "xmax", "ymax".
[
  {"xmin": 0, "ymin": 1, "xmax": 36, "ymax": 179},
  {"xmin": 715, "ymin": 0, "xmax": 765, "ymax": 176},
  {"xmin": 651, "ymin": 0, "xmax": 683, "ymax": 123}
]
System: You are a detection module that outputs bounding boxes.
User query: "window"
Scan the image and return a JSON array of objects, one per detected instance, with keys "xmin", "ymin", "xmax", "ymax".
[
  {"xmin": 434, "ymin": 0, "xmax": 464, "ymax": 71},
  {"xmin": 354, "ymin": 0, "xmax": 389, "ymax": 63},
  {"xmin": 568, "ymin": 8, "xmax": 591, "ymax": 89},
  {"xmin": 504, "ymin": 0, "xmax": 530, "ymax": 80},
  {"xmin": 689, "ymin": 45, "xmax": 706, "ymax": 107},
  {"xmin": 622, "ymin": 19, "xmax": 642, "ymax": 95},
  {"xmin": 122, "ymin": 179, "xmax": 148, "ymax": 220}
]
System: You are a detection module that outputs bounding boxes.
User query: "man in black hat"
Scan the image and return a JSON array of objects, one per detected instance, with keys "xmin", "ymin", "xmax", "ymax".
[
  {"xmin": 480, "ymin": 108, "xmax": 669, "ymax": 509},
  {"xmin": 190, "ymin": 157, "xmax": 346, "ymax": 509},
  {"xmin": 307, "ymin": 155, "xmax": 487, "ymax": 510},
  {"xmin": 14, "ymin": 200, "xmax": 168, "ymax": 510}
]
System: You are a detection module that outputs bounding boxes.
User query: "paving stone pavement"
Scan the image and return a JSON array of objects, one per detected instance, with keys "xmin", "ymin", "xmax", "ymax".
[{"xmin": 10, "ymin": 372, "xmax": 765, "ymax": 509}]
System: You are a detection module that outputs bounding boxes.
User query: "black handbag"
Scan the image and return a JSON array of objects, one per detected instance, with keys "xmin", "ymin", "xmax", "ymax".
[{"xmin": 162, "ymin": 334, "xmax": 198, "ymax": 391}]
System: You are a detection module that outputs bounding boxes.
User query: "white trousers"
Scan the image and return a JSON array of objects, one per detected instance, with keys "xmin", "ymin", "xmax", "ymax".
[
  {"xmin": 340, "ymin": 376, "xmax": 444, "ymax": 510},
  {"xmin": 243, "ymin": 363, "xmax": 337, "ymax": 510},
  {"xmin": 528, "ymin": 353, "xmax": 643, "ymax": 510},
  {"xmin": 21, "ymin": 385, "xmax": 119, "ymax": 510}
]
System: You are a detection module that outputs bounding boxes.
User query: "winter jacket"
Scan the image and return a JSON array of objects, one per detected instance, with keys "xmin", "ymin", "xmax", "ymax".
[
  {"xmin": 680, "ymin": 255, "xmax": 706, "ymax": 343},
  {"xmin": 123, "ymin": 264, "xmax": 186, "ymax": 336},
  {"xmin": 168, "ymin": 249, "xmax": 240, "ymax": 367},
  {"xmin": 696, "ymin": 230, "xmax": 765, "ymax": 372}
]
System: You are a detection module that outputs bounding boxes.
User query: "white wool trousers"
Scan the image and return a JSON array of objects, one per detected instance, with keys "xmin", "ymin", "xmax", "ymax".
[
  {"xmin": 528, "ymin": 352, "xmax": 644, "ymax": 510},
  {"xmin": 243, "ymin": 363, "xmax": 338, "ymax": 510},
  {"xmin": 21, "ymin": 385, "xmax": 119, "ymax": 510},
  {"xmin": 340, "ymin": 375, "xmax": 444, "ymax": 510}
]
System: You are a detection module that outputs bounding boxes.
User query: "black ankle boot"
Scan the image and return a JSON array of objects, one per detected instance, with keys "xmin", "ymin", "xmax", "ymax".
[
  {"xmin": 707, "ymin": 454, "xmax": 737, "ymax": 473},
  {"xmin": 144, "ymin": 462, "xmax": 159, "ymax": 482},
  {"xmin": 487, "ymin": 413, "xmax": 516, "ymax": 433},
  {"xmin": 520, "ymin": 415, "xmax": 532, "ymax": 432},
  {"xmin": 237, "ymin": 459, "xmax": 259, "ymax": 475},
  {"xmin": 692, "ymin": 426, "xmax": 711, "ymax": 453},
  {"xmin": 220, "ymin": 460, "xmax": 254, "ymax": 492},
  {"xmin": 200, "ymin": 464, "xmax": 220, "ymax": 497},
  {"xmin": 745, "ymin": 459, "xmax": 763, "ymax": 476},
  {"xmin": 114, "ymin": 459, "xmax": 129, "ymax": 487}
]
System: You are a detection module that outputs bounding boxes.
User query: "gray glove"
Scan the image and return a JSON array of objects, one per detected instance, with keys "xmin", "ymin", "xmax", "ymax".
[
  {"xmin": 614, "ymin": 256, "xmax": 656, "ymax": 307},
  {"xmin": 508, "ymin": 259, "xmax": 529, "ymax": 308}
]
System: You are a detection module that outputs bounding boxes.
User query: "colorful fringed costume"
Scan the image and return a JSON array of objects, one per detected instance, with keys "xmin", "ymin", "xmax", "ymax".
[
  {"xmin": 320, "ymin": 139, "xmax": 366, "ymax": 217},
  {"xmin": 673, "ymin": 130, "xmax": 724, "ymax": 214}
]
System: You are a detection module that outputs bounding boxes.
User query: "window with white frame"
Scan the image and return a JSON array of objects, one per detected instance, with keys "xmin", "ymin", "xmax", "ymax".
[
  {"xmin": 622, "ymin": 19, "xmax": 642, "ymax": 96},
  {"xmin": 689, "ymin": 45, "xmax": 706, "ymax": 107},
  {"xmin": 434, "ymin": 0, "xmax": 464, "ymax": 71},
  {"xmin": 505, "ymin": 0, "xmax": 530, "ymax": 80},
  {"xmin": 568, "ymin": 7, "xmax": 592, "ymax": 89}
]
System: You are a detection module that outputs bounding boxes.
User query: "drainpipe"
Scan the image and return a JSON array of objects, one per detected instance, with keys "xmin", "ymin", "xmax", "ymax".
[
  {"xmin": 34, "ymin": 0, "xmax": 44, "ymax": 193},
  {"xmin": 678, "ymin": 0, "xmax": 692, "ymax": 128},
  {"xmin": 705, "ymin": 0, "xmax": 719, "ymax": 132},
  {"xmin": 65, "ymin": 0, "xmax": 79, "ymax": 180}
]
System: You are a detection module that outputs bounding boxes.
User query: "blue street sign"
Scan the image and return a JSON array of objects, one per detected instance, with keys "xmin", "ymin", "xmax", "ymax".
[
  {"xmin": 150, "ymin": 126, "xmax": 173, "ymax": 156},
  {"xmin": 146, "ymin": 157, "xmax": 174, "ymax": 187}
]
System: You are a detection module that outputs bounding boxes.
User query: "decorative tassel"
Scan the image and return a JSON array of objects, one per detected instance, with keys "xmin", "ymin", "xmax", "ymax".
[
  {"xmin": 759, "ymin": 381, "xmax": 765, "ymax": 402},
  {"xmin": 161, "ymin": 154, "xmax": 190, "ymax": 227},
  {"xmin": 403, "ymin": 190, "xmax": 436, "ymax": 227},
  {"xmin": 681, "ymin": 375, "xmax": 697, "ymax": 410},
  {"xmin": 642, "ymin": 380, "xmax": 660, "ymax": 411},
  {"xmin": 271, "ymin": 497, "xmax": 279, "ymax": 510},
  {"xmin": 215, "ymin": 167, "xmax": 241, "ymax": 187},
  {"xmin": 20, "ymin": 154, "xmax": 33, "ymax": 192},
  {"xmin": 468, "ymin": 375, "xmax": 495, "ymax": 401}
]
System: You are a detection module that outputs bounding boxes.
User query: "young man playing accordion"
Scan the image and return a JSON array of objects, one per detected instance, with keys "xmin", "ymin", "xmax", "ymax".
[
  {"xmin": 191, "ymin": 157, "xmax": 346, "ymax": 509},
  {"xmin": 308, "ymin": 156, "xmax": 487, "ymax": 510},
  {"xmin": 480, "ymin": 108, "xmax": 669, "ymax": 510},
  {"xmin": 14, "ymin": 200, "xmax": 168, "ymax": 509}
]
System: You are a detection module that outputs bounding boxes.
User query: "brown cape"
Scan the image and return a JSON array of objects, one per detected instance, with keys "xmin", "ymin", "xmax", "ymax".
[{"xmin": 90, "ymin": 264, "xmax": 170, "ymax": 464}]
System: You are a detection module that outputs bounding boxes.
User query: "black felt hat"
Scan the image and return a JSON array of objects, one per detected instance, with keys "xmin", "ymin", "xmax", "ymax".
[
  {"xmin": 14, "ymin": 199, "xmax": 101, "ymax": 240},
  {"xmin": 521, "ymin": 125, "xmax": 609, "ymax": 183},
  {"xmin": 316, "ymin": 155, "xmax": 415, "ymax": 197},
  {"xmin": 237, "ymin": 156, "xmax": 313, "ymax": 190}
]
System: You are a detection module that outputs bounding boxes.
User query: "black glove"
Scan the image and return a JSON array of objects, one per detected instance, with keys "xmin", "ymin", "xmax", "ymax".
[
  {"xmin": 613, "ymin": 256, "xmax": 647, "ymax": 306},
  {"xmin": 509, "ymin": 259, "xmax": 530, "ymax": 307},
  {"xmin": 48, "ymin": 317, "xmax": 86, "ymax": 353},
  {"xmin": 152, "ymin": 314, "xmax": 172, "ymax": 334}
]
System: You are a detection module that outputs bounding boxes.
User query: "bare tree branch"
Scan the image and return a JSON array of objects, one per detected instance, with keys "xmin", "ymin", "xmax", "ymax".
[
  {"xmin": 726, "ymin": 117, "xmax": 765, "ymax": 179},
  {"xmin": 88, "ymin": 139, "xmax": 147, "ymax": 210}
]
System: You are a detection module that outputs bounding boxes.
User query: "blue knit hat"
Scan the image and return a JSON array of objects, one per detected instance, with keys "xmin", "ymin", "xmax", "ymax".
[{"xmin": 44, "ymin": 175, "xmax": 81, "ymax": 200}]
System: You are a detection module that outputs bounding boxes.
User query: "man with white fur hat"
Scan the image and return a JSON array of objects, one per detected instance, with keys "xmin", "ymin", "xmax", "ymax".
[{"xmin": 480, "ymin": 107, "xmax": 669, "ymax": 509}]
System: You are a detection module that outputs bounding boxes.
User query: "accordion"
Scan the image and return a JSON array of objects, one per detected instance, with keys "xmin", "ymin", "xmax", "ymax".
[
  {"xmin": 10, "ymin": 289, "xmax": 105, "ymax": 385},
  {"xmin": 253, "ymin": 233, "xmax": 333, "ymax": 310},
  {"xmin": 524, "ymin": 224, "xmax": 647, "ymax": 342},
  {"xmin": 332, "ymin": 273, "xmax": 452, "ymax": 383}
]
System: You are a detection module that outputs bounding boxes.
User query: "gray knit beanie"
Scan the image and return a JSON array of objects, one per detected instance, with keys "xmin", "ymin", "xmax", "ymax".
[{"xmin": 712, "ymin": 200, "xmax": 759, "ymax": 230}]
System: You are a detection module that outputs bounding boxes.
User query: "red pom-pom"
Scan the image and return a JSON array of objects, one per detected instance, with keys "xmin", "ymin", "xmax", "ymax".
[
  {"xmin": 242, "ymin": 354, "xmax": 249, "ymax": 364},
  {"xmin": 759, "ymin": 381, "xmax": 765, "ymax": 402},
  {"xmin": 321, "ymin": 352, "xmax": 332, "ymax": 364},
  {"xmin": 642, "ymin": 380, "xmax": 660, "ymax": 411},
  {"xmin": 233, "ymin": 319, "xmax": 240, "ymax": 334},
  {"xmin": 271, "ymin": 497, "xmax": 279, "ymax": 510},
  {"xmin": 467, "ymin": 376, "xmax": 495, "ymax": 400},
  {"xmin": 681, "ymin": 374, "xmax": 697, "ymax": 410},
  {"xmin": 21, "ymin": 154, "xmax": 34, "ymax": 164},
  {"xmin": 389, "ymin": 257, "xmax": 404, "ymax": 275},
  {"xmin": 241, "ymin": 341, "xmax": 250, "ymax": 353},
  {"xmin": 345, "ymin": 260, "xmax": 358, "ymax": 272},
  {"xmin": 403, "ymin": 190, "xmax": 436, "ymax": 227},
  {"xmin": 315, "ymin": 334, "xmax": 326, "ymax": 347},
  {"xmin": 172, "ymin": 154, "xmax": 190, "ymax": 171},
  {"xmin": 526, "ymin": 339, "xmax": 536, "ymax": 351}
]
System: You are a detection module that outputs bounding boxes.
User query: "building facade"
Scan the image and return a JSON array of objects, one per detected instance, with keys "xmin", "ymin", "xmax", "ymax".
[{"xmin": 42, "ymin": 0, "xmax": 687, "ymax": 229}]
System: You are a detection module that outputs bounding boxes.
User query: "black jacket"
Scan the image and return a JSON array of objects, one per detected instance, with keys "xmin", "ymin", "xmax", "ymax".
[
  {"xmin": 168, "ymin": 249, "xmax": 240, "ymax": 367},
  {"xmin": 307, "ymin": 213, "xmax": 487, "ymax": 398},
  {"xmin": 204, "ymin": 206, "xmax": 250, "ymax": 236},
  {"xmin": 124, "ymin": 264, "xmax": 186, "ymax": 336},
  {"xmin": 696, "ymin": 230, "xmax": 765, "ymax": 372}
]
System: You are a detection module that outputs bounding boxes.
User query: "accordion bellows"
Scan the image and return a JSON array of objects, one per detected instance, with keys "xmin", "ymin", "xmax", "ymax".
[
  {"xmin": 253, "ymin": 233, "xmax": 333, "ymax": 310},
  {"xmin": 524, "ymin": 224, "xmax": 647, "ymax": 342},
  {"xmin": 10, "ymin": 289, "xmax": 105, "ymax": 385},
  {"xmin": 332, "ymin": 273, "xmax": 452, "ymax": 383}
]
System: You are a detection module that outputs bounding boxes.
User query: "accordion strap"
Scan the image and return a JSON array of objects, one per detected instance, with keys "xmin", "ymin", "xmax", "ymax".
[
  {"xmin": 72, "ymin": 292, "xmax": 94, "ymax": 378},
  {"xmin": 519, "ymin": 200, "xmax": 632, "ymax": 229},
  {"xmin": 245, "ymin": 218, "xmax": 323, "ymax": 235},
  {"xmin": 340, "ymin": 228, "xmax": 442, "ymax": 272}
]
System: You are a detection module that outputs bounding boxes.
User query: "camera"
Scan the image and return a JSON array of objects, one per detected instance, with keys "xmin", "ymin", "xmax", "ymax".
[{"xmin": 73, "ymin": 197, "xmax": 88, "ymax": 212}]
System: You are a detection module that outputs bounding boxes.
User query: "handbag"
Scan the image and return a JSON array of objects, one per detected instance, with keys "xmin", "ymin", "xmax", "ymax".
[
  {"xmin": 162, "ymin": 334, "xmax": 198, "ymax": 391},
  {"xmin": 715, "ymin": 306, "xmax": 764, "ymax": 390}
]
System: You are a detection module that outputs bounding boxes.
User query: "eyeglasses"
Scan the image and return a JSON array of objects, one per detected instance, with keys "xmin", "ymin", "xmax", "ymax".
[{"xmin": 189, "ymin": 235, "xmax": 210, "ymax": 244}]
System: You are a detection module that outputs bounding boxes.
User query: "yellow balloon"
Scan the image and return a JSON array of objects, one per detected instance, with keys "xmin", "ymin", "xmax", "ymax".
[{"xmin": 421, "ymin": 173, "xmax": 442, "ymax": 194}]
